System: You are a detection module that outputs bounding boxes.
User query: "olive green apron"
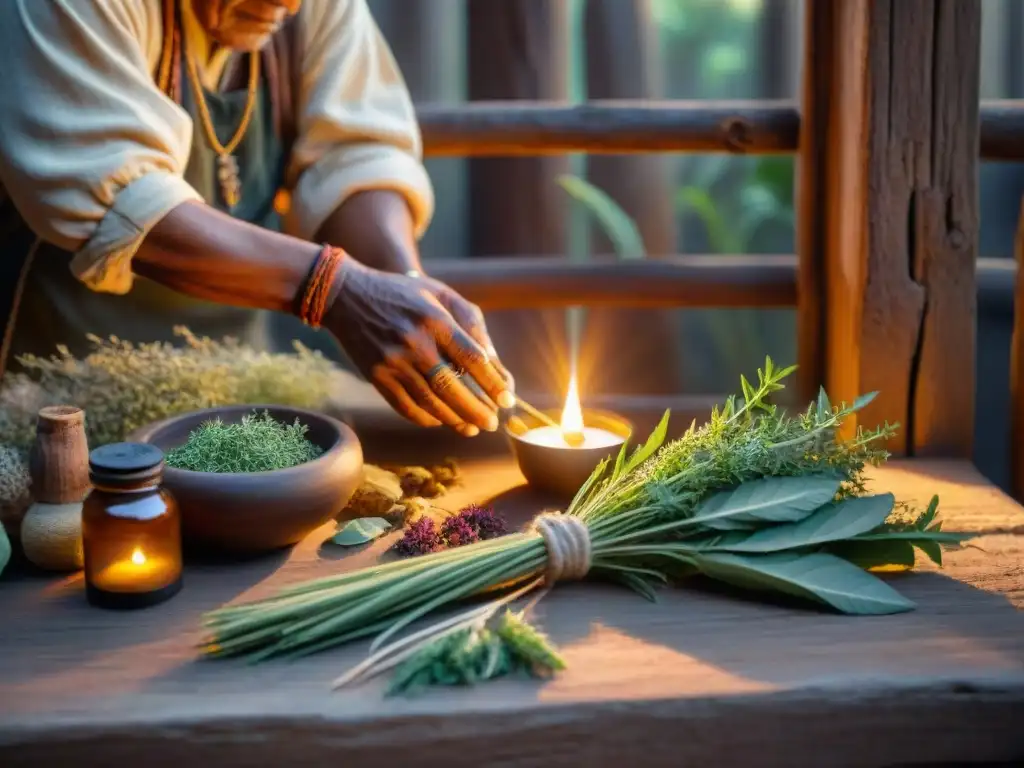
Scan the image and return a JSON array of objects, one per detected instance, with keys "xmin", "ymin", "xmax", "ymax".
[{"xmin": 1, "ymin": 55, "xmax": 285, "ymax": 367}]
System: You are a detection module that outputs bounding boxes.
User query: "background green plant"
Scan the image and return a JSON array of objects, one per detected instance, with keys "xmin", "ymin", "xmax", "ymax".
[{"xmin": 557, "ymin": 174, "xmax": 648, "ymax": 361}]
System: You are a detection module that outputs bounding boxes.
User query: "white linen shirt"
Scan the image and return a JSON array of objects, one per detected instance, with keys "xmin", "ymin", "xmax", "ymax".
[{"xmin": 0, "ymin": 0, "xmax": 434, "ymax": 295}]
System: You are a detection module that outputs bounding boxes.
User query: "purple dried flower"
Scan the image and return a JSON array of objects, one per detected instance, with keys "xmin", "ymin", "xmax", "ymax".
[
  {"xmin": 459, "ymin": 504, "xmax": 508, "ymax": 540},
  {"xmin": 440, "ymin": 514, "xmax": 479, "ymax": 548},
  {"xmin": 393, "ymin": 517, "xmax": 442, "ymax": 558}
]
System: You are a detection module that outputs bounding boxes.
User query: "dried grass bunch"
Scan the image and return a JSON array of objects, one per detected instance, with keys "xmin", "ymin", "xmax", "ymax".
[{"xmin": 0, "ymin": 327, "xmax": 340, "ymax": 521}]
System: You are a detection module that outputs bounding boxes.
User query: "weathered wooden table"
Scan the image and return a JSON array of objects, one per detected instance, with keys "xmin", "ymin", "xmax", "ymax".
[{"xmin": 2, "ymin": 437, "xmax": 1024, "ymax": 767}]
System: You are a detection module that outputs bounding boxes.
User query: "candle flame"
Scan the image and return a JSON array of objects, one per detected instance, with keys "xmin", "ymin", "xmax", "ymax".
[
  {"xmin": 131, "ymin": 548, "xmax": 147, "ymax": 566},
  {"xmin": 560, "ymin": 373, "xmax": 585, "ymax": 439}
]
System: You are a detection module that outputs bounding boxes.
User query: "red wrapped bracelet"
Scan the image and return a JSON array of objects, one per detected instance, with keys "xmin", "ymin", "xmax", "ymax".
[{"xmin": 299, "ymin": 245, "xmax": 346, "ymax": 329}]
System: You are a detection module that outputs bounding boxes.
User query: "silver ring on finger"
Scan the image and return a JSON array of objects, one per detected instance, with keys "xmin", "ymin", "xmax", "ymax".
[{"xmin": 426, "ymin": 362, "xmax": 458, "ymax": 393}]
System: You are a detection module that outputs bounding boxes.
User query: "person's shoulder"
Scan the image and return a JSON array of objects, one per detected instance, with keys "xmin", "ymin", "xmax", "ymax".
[
  {"xmin": 0, "ymin": 0, "xmax": 163, "ymax": 39},
  {"xmin": 295, "ymin": 0, "xmax": 363, "ymax": 27}
]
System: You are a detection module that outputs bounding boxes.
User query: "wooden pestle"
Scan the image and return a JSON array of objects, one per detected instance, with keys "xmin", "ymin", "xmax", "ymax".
[{"xmin": 29, "ymin": 406, "xmax": 91, "ymax": 503}]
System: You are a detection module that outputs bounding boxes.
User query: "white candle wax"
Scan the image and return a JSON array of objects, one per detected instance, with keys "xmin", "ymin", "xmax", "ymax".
[{"xmin": 518, "ymin": 425, "xmax": 624, "ymax": 450}]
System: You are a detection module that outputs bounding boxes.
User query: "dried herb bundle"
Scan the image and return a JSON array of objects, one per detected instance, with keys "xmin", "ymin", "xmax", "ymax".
[
  {"xmin": 201, "ymin": 359, "xmax": 974, "ymax": 692},
  {"xmin": 0, "ymin": 328, "xmax": 338, "ymax": 520},
  {"xmin": 0, "ymin": 327, "xmax": 336, "ymax": 450}
]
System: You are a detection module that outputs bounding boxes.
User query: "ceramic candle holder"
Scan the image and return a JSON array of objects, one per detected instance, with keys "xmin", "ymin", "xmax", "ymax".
[{"xmin": 506, "ymin": 408, "xmax": 632, "ymax": 498}]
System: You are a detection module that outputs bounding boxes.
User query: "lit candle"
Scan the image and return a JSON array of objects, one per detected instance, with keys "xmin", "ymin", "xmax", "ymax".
[
  {"xmin": 82, "ymin": 442, "xmax": 183, "ymax": 609},
  {"xmin": 518, "ymin": 373, "xmax": 625, "ymax": 450},
  {"xmin": 91, "ymin": 547, "xmax": 179, "ymax": 594}
]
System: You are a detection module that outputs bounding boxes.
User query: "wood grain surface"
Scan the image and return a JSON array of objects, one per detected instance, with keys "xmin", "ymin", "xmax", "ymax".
[{"xmin": 0, "ymin": 452, "xmax": 1022, "ymax": 767}]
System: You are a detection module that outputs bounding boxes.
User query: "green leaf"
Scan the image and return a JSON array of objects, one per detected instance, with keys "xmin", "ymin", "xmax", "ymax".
[
  {"xmin": 567, "ymin": 456, "xmax": 610, "ymax": 514},
  {"xmin": 704, "ymin": 493, "xmax": 896, "ymax": 553},
  {"xmin": 330, "ymin": 517, "xmax": 392, "ymax": 546},
  {"xmin": 623, "ymin": 409, "xmax": 670, "ymax": 475},
  {"xmin": 610, "ymin": 571, "xmax": 660, "ymax": 602},
  {"xmin": 854, "ymin": 530, "xmax": 974, "ymax": 545},
  {"xmin": 851, "ymin": 392, "xmax": 878, "ymax": 411},
  {"xmin": 557, "ymin": 174, "xmax": 646, "ymax": 259},
  {"xmin": 914, "ymin": 539, "xmax": 943, "ymax": 566},
  {"xmin": 0, "ymin": 524, "xmax": 10, "ymax": 578},
  {"xmin": 829, "ymin": 540, "xmax": 917, "ymax": 570},
  {"xmin": 918, "ymin": 496, "xmax": 940, "ymax": 530},
  {"xmin": 690, "ymin": 475, "xmax": 843, "ymax": 531},
  {"xmin": 676, "ymin": 185, "xmax": 742, "ymax": 253},
  {"xmin": 816, "ymin": 387, "xmax": 832, "ymax": 420},
  {"xmin": 740, "ymin": 374, "xmax": 755, "ymax": 404},
  {"xmin": 688, "ymin": 551, "xmax": 916, "ymax": 615},
  {"xmin": 610, "ymin": 439, "xmax": 630, "ymax": 483},
  {"xmin": 751, "ymin": 155, "xmax": 795, "ymax": 206}
]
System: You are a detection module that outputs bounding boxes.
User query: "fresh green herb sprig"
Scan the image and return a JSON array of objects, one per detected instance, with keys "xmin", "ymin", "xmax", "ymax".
[
  {"xmin": 386, "ymin": 610, "xmax": 564, "ymax": 696},
  {"xmin": 200, "ymin": 359, "xmax": 975, "ymax": 694},
  {"xmin": 166, "ymin": 411, "xmax": 322, "ymax": 473}
]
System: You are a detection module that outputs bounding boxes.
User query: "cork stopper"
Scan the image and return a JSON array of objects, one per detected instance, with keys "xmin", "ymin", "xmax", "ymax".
[{"xmin": 29, "ymin": 406, "xmax": 91, "ymax": 504}]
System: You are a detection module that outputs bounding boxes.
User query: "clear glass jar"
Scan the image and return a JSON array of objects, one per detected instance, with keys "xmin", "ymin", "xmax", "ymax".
[{"xmin": 82, "ymin": 443, "xmax": 182, "ymax": 609}]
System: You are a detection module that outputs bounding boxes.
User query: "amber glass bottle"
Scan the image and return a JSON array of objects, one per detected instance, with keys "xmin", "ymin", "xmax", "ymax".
[{"xmin": 81, "ymin": 443, "xmax": 182, "ymax": 609}]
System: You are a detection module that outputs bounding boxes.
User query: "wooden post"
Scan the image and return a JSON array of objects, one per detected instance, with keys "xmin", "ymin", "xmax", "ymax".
[
  {"xmin": 582, "ymin": 0, "xmax": 681, "ymax": 397},
  {"xmin": 795, "ymin": 0, "xmax": 833, "ymax": 408},
  {"xmin": 800, "ymin": 0, "xmax": 980, "ymax": 456},
  {"xmin": 1010, "ymin": 197, "xmax": 1024, "ymax": 501},
  {"xmin": 465, "ymin": 0, "xmax": 571, "ymax": 395}
]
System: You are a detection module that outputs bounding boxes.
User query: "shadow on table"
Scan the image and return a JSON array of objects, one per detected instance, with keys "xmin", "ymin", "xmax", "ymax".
[{"xmin": 0, "ymin": 546, "xmax": 290, "ymax": 689}]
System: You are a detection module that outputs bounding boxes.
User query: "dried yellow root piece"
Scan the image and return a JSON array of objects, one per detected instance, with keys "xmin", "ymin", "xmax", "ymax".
[
  {"xmin": 342, "ymin": 465, "xmax": 404, "ymax": 519},
  {"xmin": 340, "ymin": 460, "xmax": 461, "ymax": 524}
]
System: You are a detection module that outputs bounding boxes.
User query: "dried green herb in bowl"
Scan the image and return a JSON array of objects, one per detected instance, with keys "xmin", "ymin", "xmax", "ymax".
[{"xmin": 166, "ymin": 410, "xmax": 323, "ymax": 473}]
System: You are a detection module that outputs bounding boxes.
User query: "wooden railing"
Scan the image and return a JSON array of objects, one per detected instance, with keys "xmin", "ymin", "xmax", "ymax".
[
  {"xmin": 409, "ymin": 1, "xmax": 1011, "ymax": 489},
  {"xmin": 417, "ymin": 101, "xmax": 1024, "ymax": 160}
]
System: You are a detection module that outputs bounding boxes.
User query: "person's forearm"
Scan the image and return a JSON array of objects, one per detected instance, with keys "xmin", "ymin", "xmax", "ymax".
[
  {"xmin": 315, "ymin": 189, "xmax": 423, "ymax": 275},
  {"xmin": 134, "ymin": 201, "xmax": 321, "ymax": 314}
]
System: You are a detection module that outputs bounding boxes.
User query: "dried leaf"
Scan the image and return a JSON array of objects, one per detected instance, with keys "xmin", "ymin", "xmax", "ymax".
[{"xmin": 331, "ymin": 517, "xmax": 392, "ymax": 547}]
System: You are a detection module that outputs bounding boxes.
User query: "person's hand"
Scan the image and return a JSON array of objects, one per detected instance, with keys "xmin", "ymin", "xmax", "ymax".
[
  {"xmin": 412, "ymin": 273, "xmax": 516, "ymax": 396},
  {"xmin": 324, "ymin": 258, "xmax": 514, "ymax": 436}
]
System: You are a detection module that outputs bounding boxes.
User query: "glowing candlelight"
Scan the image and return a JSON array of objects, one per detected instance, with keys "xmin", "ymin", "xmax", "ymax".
[
  {"xmin": 91, "ymin": 546, "xmax": 179, "ymax": 594},
  {"xmin": 516, "ymin": 375, "xmax": 625, "ymax": 451},
  {"xmin": 560, "ymin": 374, "xmax": 586, "ymax": 447}
]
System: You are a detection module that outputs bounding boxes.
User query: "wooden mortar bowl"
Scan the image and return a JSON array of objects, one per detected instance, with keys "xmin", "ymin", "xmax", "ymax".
[{"xmin": 129, "ymin": 405, "xmax": 363, "ymax": 554}]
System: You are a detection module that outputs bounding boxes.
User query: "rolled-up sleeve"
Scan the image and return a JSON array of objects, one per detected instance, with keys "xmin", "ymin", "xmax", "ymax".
[
  {"xmin": 285, "ymin": 0, "xmax": 434, "ymax": 242},
  {"xmin": 0, "ymin": 0, "xmax": 201, "ymax": 294}
]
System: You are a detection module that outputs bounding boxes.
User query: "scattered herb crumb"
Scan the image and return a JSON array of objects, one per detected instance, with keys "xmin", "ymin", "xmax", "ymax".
[
  {"xmin": 393, "ymin": 517, "xmax": 442, "ymax": 557},
  {"xmin": 166, "ymin": 410, "xmax": 322, "ymax": 473},
  {"xmin": 393, "ymin": 504, "xmax": 508, "ymax": 558},
  {"xmin": 440, "ymin": 515, "xmax": 477, "ymax": 547},
  {"xmin": 459, "ymin": 504, "xmax": 508, "ymax": 541},
  {"xmin": 381, "ymin": 458, "xmax": 460, "ymax": 498}
]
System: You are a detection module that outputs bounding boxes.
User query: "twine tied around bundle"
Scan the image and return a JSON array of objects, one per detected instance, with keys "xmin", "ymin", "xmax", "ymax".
[{"xmin": 530, "ymin": 512, "xmax": 592, "ymax": 585}]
